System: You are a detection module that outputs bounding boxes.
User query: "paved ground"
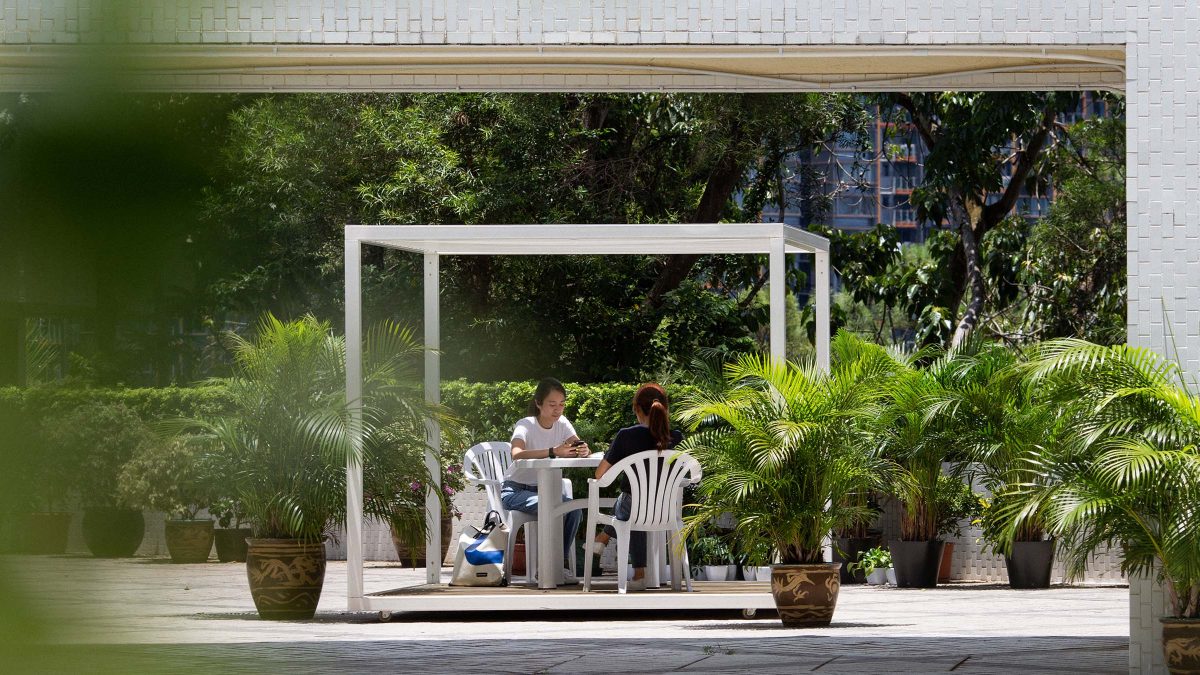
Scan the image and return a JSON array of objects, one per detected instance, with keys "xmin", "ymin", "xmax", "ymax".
[{"xmin": 0, "ymin": 555, "xmax": 1129, "ymax": 674}]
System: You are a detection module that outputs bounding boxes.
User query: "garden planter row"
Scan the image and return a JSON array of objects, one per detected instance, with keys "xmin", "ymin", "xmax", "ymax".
[
  {"xmin": 886, "ymin": 539, "xmax": 1055, "ymax": 589},
  {"xmin": 13, "ymin": 509, "xmax": 250, "ymax": 563}
]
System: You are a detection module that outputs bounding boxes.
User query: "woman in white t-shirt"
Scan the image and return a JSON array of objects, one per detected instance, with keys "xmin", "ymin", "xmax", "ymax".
[{"xmin": 503, "ymin": 377, "xmax": 589, "ymax": 583}]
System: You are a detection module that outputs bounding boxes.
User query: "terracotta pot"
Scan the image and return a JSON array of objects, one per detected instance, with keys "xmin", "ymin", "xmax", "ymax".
[
  {"xmin": 1004, "ymin": 540, "xmax": 1055, "ymax": 589},
  {"xmin": 164, "ymin": 520, "xmax": 214, "ymax": 563},
  {"xmin": 82, "ymin": 508, "xmax": 144, "ymax": 558},
  {"xmin": 511, "ymin": 541, "xmax": 527, "ymax": 577},
  {"xmin": 890, "ymin": 539, "xmax": 945, "ymax": 588},
  {"xmin": 245, "ymin": 538, "xmax": 326, "ymax": 620},
  {"xmin": 214, "ymin": 528, "xmax": 253, "ymax": 562},
  {"xmin": 938, "ymin": 541, "xmax": 955, "ymax": 583},
  {"xmin": 769, "ymin": 563, "xmax": 841, "ymax": 627},
  {"xmin": 1161, "ymin": 617, "xmax": 1200, "ymax": 675},
  {"xmin": 389, "ymin": 514, "xmax": 454, "ymax": 568},
  {"xmin": 27, "ymin": 512, "xmax": 72, "ymax": 555}
]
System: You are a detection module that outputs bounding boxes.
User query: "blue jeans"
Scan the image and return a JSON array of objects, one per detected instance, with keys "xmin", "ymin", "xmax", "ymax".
[
  {"xmin": 602, "ymin": 492, "xmax": 647, "ymax": 568},
  {"xmin": 500, "ymin": 481, "xmax": 581, "ymax": 564}
]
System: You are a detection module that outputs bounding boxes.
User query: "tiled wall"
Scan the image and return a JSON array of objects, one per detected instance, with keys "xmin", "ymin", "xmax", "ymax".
[{"xmin": 1, "ymin": 1, "xmax": 1129, "ymax": 46}]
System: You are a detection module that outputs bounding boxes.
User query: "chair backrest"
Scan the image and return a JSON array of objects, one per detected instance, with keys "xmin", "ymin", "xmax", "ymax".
[
  {"xmin": 463, "ymin": 441, "xmax": 513, "ymax": 514},
  {"xmin": 599, "ymin": 449, "xmax": 702, "ymax": 530}
]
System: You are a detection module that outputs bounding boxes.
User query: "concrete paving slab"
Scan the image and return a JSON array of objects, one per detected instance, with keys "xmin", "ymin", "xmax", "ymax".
[{"xmin": 0, "ymin": 555, "xmax": 1129, "ymax": 673}]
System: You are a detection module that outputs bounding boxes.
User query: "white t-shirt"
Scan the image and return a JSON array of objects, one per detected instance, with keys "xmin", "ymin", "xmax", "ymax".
[{"xmin": 506, "ymin": 415, "xmax": 577, "ymax": 485}]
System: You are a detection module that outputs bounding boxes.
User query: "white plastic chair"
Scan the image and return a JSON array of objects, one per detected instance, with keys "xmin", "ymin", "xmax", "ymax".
[
  {"xmin": 582, "ymin": 449, "xmax": 702, "ymax": 594},
  {"xmin": 462, "ymin": 441, "xmax": 575, "ymax": 585}
]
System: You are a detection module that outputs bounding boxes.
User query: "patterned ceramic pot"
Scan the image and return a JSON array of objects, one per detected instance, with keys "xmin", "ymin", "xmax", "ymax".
[
  {"xmin": 164, "ymin": 520, "xmax": 214, "ymax": 563},
  {"xmin": 214, "ymin": 528, "xmax": 253, "ymax": 563},
  {"xmin": 245, "ymin": 538, "xmax": 327, "ymax": 620},
  {"xmin": 1162, "ymin": 618, "xmax": 1200, "ymax": 675},
  {"xmin": 769, "ymin": 563, "xmax": 841, "ymax": 627}
]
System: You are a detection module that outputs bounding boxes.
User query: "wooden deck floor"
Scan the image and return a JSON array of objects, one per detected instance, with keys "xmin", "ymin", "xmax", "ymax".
[{"xmin": 373, "ymin": 579, "xmax": 769, "ymax": 596}]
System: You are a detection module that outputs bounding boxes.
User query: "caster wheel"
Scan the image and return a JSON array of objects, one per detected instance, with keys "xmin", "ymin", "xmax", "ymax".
[
  {"xmin": 741, "ymin": 608, "xmax": 757, "ymax": 619},
  {"xmin": 379, "ymin": 611, "xmax": 393, "ymax": 622}
]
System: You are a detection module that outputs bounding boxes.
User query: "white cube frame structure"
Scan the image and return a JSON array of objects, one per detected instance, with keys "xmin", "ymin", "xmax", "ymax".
[{"xmin": 343, "ymin": 222, "xmax": 830, "ymax": 612}]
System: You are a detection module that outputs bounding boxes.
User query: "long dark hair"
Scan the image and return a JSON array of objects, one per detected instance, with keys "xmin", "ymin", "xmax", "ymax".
[
  {"xmin": 527, "ymin": 377, "xmax": 567, "ymax": 417},
  {"xmin": 634, "ymin": 382, "xmax": 671, "ymax": 450}
]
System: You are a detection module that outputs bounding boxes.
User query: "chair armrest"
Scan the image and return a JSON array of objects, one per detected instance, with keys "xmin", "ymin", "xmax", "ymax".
[{"xmin": 467, "ymin": 477, "xmax": 503, "ymax": 489}]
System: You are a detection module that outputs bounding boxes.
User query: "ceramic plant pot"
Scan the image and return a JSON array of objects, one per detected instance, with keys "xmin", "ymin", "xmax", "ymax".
[
  {"xmin": 164, "ymin": 519, "xmax": 215, "ymax": 563},
  {"xmin": 1160, "ymin": 617, "xmax": 1200, "ymax": 675},
  {"xmin": 389, "ymin": 514, "xmax": 454, "ymax": 568},
  {"xmin": 703, "ymin": 565, "xmax": 729, "ymax": 581},
  {"xmin": 214, "ymin": 528, "xmax": 253, "ymax": 563},
  {"xmin": 938, "ymin": 541, "xmax": 955, "ymax": 583},
  {"xmin": 81, "ymin": 508, "xmax": 144, "ymax": 558},
  {"xmin": 245, "ymin": 538, "xmax": 327, "ymax": 620},
  {"xmin": 769, "ymin": 563, "xmax": 841, "ymax": 627}
]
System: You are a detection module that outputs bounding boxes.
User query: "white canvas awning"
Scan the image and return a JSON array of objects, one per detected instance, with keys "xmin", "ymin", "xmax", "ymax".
[{"xmin": 343, "ymin": 222, "xmax": 831, "ymax": 611}]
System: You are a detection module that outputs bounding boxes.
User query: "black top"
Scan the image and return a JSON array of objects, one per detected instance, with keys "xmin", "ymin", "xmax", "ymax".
[{"xmin": 602, "ymin": 424, "xmax": 684, "ymax": 493}]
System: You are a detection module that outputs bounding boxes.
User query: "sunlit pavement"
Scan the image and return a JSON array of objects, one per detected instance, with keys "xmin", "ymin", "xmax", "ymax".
[{"xmin": 2, "ymin": 555, "xmax": 1128, "ymax": 673}]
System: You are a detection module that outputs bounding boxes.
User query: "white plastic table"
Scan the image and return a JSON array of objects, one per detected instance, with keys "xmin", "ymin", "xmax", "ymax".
[{"xmin": 511, "ymin": 454, "xmax": 602, "ymax": 589}]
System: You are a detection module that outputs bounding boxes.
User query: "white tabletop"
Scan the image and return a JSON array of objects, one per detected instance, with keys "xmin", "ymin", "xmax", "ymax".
[{"xmin": 512, "ymin": 453, "xmax": 604, "ymax": 469}]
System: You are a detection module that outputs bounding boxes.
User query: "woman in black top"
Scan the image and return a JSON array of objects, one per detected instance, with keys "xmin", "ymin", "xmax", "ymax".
[{"xmin": 588, "ymin": 382, "xmax": 682, "ymax": 590}]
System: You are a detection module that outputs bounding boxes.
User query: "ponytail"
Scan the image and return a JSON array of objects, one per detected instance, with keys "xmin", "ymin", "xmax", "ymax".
[{"xmin": 634, "ymin": 382, "xmax": 672, "ymax": 450}]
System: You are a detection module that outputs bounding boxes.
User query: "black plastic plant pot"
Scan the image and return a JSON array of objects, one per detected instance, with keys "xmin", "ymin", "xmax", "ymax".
[
  {"xmin": 889, "ymin": 539, "xmax": 945, "ymax": 588},
  {"xmin": 1005, "ymin": 540, "xmax": 1055, "ymax": 589},
  {"xmin": 81, "ymin": 508, "xmax": 145, "ymax": 558},
  {"xmin": 833, "ymin": 536, "xmax": 877, "ymax": 585}
]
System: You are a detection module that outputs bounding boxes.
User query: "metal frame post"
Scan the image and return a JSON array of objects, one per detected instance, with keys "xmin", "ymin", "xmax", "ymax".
[
  {"xmin": 814, "ymin": 248, "xmax": 831, "ymax": 372},
  {"xmin": 768, "ymin": 236, "xmax": 786, "ymax": 363},
  {"xmin": 423, "ymin": 252, "xmax": 442, "ymax": 585},
  {"xmin": 345, "ymin": 237, "xmax": 365, "ymax": 610}
]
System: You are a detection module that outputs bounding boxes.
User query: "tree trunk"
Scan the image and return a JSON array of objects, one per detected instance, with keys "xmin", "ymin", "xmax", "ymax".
[
  {"xmin": 951, "ymin": 196, "xmax": 986, "ymax": 347},
  {"xmin": 643, "ymin": 131, "xmax": 746, "ymax": 312}
]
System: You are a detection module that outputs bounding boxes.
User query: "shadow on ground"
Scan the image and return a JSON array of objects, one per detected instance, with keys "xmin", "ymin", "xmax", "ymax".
[{"xmin": 7, "ymin": 635, "xmax": 1128, "ymax": 674}]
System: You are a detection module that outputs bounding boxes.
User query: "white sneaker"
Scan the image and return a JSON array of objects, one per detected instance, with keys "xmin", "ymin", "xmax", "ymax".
[
  {"xmin": 561, "ymin": 568, "xmax": 580, "ymax": 585},
  {"xmin": 625, "ymin": 577, "xmax": 647, "ymax": 592}
]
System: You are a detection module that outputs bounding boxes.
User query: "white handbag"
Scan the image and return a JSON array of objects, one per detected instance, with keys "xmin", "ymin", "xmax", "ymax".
[{"xmin": 449, "ymin": 510, "xmax": 509, "ymax": 586}]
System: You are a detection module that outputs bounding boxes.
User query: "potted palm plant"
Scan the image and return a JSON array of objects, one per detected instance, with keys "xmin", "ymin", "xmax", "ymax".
[
  {"xmin": 118, "ymin": 437, "xmax": 218, "ymax": 563},
  {"xmin": 934, "ymin": 342, "xmax": 1059, "ymax": 588},
  {"xmin": 874, "ymin": 363, "xmax": 957, "ymax": 588},
  {"xmin": 1003, "ymin": 340, "xmax": 1200, "ymax": 673},
  {"xmin": 679, "ymin": 333, "xmax": 898, "ymax": 627},
  {"xmin": 184, "ymin": 314, "xmax": 445, "ymax": 620}
]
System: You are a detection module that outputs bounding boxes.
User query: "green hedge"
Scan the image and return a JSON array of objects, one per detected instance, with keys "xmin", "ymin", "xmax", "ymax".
[
  {"xmin": 0, "ymin": 385, "xmax": 233, "ymax": 424},
  {"xmin": 0, "ymin": 380, "xmax": 698, "ymax": 448},
  {"xmin": 441, "ymin": 380, "xmax": 700, "ymax": 447}
]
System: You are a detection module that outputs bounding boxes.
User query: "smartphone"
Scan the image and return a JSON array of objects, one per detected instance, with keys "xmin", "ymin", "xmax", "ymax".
[{"xmin": 571, "ymin": 440, "xmax": 586, "ymax": 447}]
